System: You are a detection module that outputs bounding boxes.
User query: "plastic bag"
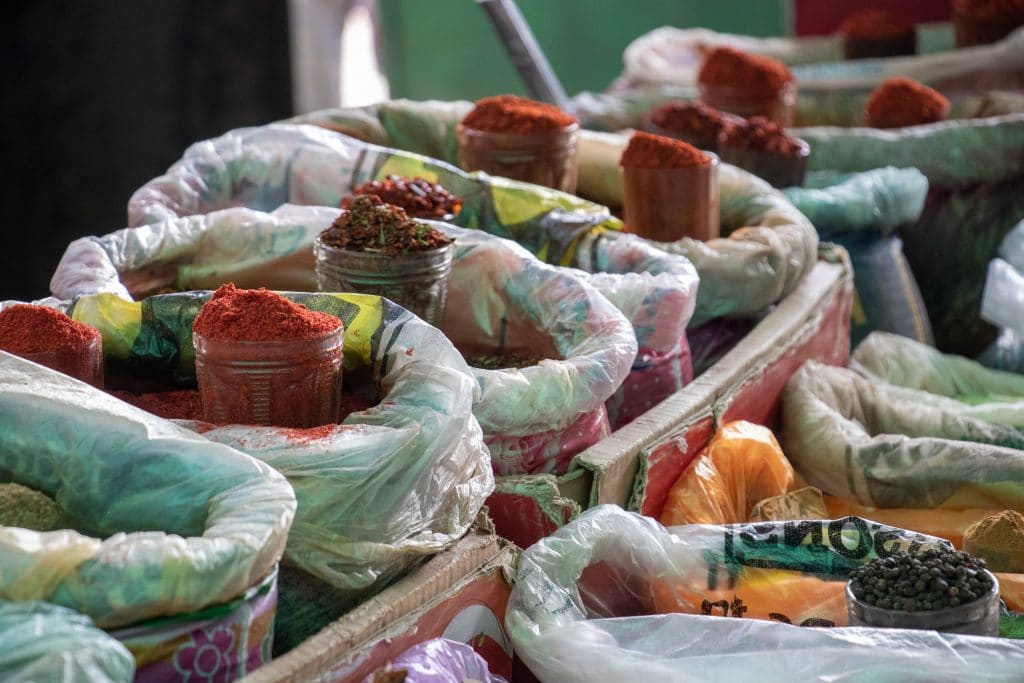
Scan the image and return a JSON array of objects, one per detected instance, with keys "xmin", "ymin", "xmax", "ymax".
[
  {"xmin": 363, "ymin": 638, "xmax": 506, "ymax": 683},
  {"xmin": 51, "ymin": 205, "xmax": 634, "ymax": 476},
  {"xmin": 0, "ymin": 601, "xmax": 134, "ymax": 683},
  {"xmin": 507, "ymin": 505, "xmax": 1024, "ymax": 683},
  {"xmin": 0, "ymin": 353, "xmax": 296, "ymax": 629},
  {"xmin": 781, "ymin": 360, "xmax": 1024, "ymax": 510},
  {"xmin": 53, "ymin": 289, "xmax": 493, "ymax": 594},
  {"xmin": 659, "ymin": 421, "xmax": 794, "ymax": 526}
]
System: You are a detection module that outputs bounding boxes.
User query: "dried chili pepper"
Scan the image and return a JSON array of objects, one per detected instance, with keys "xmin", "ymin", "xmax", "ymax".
[
  {"xmin": 342, "ymin": 176, "xmax": 462, "ymax": 219},
  {"xmin": 320, "ymin": 195, "xmax": 453, "ymax": 255}
]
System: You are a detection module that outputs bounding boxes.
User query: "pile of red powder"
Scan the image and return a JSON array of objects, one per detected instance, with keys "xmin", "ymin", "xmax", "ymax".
[
  {"xmin": 647, "ymin": 101, "xmax": 738, "ymax": 141},
  {"xmin": 461, "ymin": 94, "xmax": 578, "ymax": 134},
  {"xmin": 0, "ymin": 304, "xmax": 100, "ymax": 354},
  {"xmin": 865, "ymin": 77, "xmax": 950, "ymax": 129},
  {"xmin": 839, "ymin": 10, "xmax": 914, "ymax": 39},
  {"xmin": 698, "ymin": 47, "xmax": 794, "ymax": 98},
  {"xmin": 722, "ymin": 117, "xmax": 804, "ymax": 155},
  {"xmin": 620, "ymin": 132, "xmax": 712, "ymax": 170},
  {"xmin": 193, "ymin": 284, "xmax": 342, "ymax": 342},
  {"xmin": 954, "ymin": 0, "xmax": 1024, "ymax": 21}
]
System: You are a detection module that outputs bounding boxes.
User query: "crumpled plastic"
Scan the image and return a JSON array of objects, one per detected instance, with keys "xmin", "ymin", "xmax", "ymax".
[
  {"xmin": 49, "ymin": 290, "xmax": 493, "ymax": 596},
  {"xmin": 659, "ymin": 421, "xmax": 795, "ymax": 526},
  {"xmin": 781, "ymin": 359, "xmax": 1024, "ymax": 510},
  {"xmin": 362, "ymin": 638, "xmax": 506, "ymax": 683},
  {"xmin": 507, "ymin": 505, "xmax": 1024, "ymax": 683},
  {"xmin": 49, "ymin": 204, "xmax": 635, "ymax": 476},
  {"xmin": 851, "ymin": 332, "xmax": 1024, "ymax": 428},
  {"xmin": 0, "ymin": 601, "xmax": 135, "ymax": 683},
  {"xmin": 0, "ymin": 352, "xmax": 296, "ymax": 628},
  {"xmin": 982, "ymin": 219, "xmax": 1024, "ymax": 341}
]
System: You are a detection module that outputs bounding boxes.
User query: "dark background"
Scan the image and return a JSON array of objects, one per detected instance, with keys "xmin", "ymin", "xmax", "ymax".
[{"xmin": 1, "ymin": 1, "xmax": 293, "ymax": 301}]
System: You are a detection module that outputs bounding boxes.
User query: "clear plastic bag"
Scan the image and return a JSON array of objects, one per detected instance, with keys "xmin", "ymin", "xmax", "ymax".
[{"xmin": 363, "ymin": 638, "xmax": 506, "ymax": 683}]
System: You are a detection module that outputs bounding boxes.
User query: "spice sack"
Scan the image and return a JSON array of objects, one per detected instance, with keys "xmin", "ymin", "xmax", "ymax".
[{"xmin": 507, "ymin": 505, "xmax": 1024, "ymax": 683}]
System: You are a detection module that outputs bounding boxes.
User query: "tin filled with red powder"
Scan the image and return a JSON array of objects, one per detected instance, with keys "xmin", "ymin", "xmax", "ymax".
[
  {"xmin": 457, "ymin": 94, "xmax": 580, "ymax": 193},
  {"xmin": 620, "ymin": 131, "xmax": 720, "ymax": 243},
  {"xmin": 840, "ymin": 10, "xmax": 916, "ymax": 60},
  {"xmin": 864, "ymin": 77, "xmax": 950, "ymax": 129},
  {"xmin": 315, "ymin": 195, "xmax": 454, "ymax": 325},
  {"xmin": 953, "ymin": 0, "xmax": 1024, "ymax": 47},
  {"xmin": 719, "ymin": 116, "xmax": 810, "ymax": 189},
  {"xmin": 192, "ymin": 284, "xmax": 344, "ymax": 428},
  {"xmin": 698, "ymin": 47, "xmax": 796, "ymax": 126},
  {"xmin": 0, "ymin": 304, "xmax": 103, "ymax": 386}
]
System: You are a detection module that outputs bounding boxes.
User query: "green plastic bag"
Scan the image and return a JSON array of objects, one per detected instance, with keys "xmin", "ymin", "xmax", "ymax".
[{"xmin": 0, "ymin": 601, "xmax": 134, "ymax": 683}]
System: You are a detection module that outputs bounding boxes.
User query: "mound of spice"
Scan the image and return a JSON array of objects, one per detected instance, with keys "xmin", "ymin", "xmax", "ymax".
[
  {"xmin": 0, "ymin": 304, "xmax": 100, "ymax": 355},
  {"xmin": 954, "ymin": 0, "xmax": 1024, "ymax": 22},
  {"xmin": 953, "ymin": 0, "xmax": 1024, "ymax": 46},
  {"xmin": 849, "ymin": 548, "xmax": 994, "ymax": 612},
  {"xmin": 460, "ymin": 94, "xmax": 577, "ymax": 134},
  {"xmin": 646, "ymin": 100, "xmax": 739, "ymax": 149},
  {"xmin": 0, "ymin": 483, "xmax": 62, "ymax": 531},
  {"xmin": 840, "ymin": 9, "xmax": 914, "ymax": 39},
  {"xmin": 620, "ymin": 131, "xmax": 712, "ymax": 169},
  {"xmin": 321, "ymin": 195, "xmax": 453, "ymax": 256},
  {"xmin": 193, "ymin": 283, "xmax": 341, "ymax": 342},
  {"xmin": 697, "ymin": 46, "xmax": 793, "ymax": 98},
  {"xmin": 110, "ymin": 389, "xmax": 205, "ymax": 421},
  {"xmin": 865, "ymin": 77, "xmax": 950, "ymax": 129},
  {"xmin": 342, "ymin": 176, "xmax": 463, "ymax": 220},
  {"xmin": 722, "ymin": 117, "xmax": 804, "ymax": 156},
  {"xmin": 963, "ymin": 510, "xmax": 1024, "ymax": 573}
]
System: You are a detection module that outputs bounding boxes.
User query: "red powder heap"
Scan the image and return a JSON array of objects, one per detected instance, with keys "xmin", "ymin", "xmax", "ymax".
[
  {"xmin": 722, "ymin": 117, "xmax": 805, "ymax": 155},
  {"xmin": 840, "ymin": 10, "xmax": 914, "ymax": 39},
  {"xmin": 620, "ymin": 132, "xmax": 712, "ymax": 170},
  {"xmin": 193, "ymin": 283, "xmax": 341, "ymax": 342},
  {"xmin": 0, "ymin": 304, "xmax": 100, "ymax": 354},
  {"xmin": 865, "ymin": 77, "xmax": 950, "ymax": 129},
  {"xmin": 954, "ymin": 0, "xmax": 1024, "ymax": 20},
  {"xmin": 110, "ymin": 389, "xmax": 205, "ymax": 421},
  {"xmin": 461, "ymin": 95, "xmax": 578, "ymax": 134},
  {"xmin": 648, "ymin": 101, "xmax": 738, "ymax": 141},
  {"xmin": 698, "ymin": 47, "xmax": 794, "ymax": 98}
]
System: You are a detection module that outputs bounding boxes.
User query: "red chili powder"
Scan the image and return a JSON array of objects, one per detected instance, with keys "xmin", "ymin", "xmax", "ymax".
[
  {"xmin": 620, "ymin": 131, "xmax": 712, "ymax": 170},
  {"xmin": 461, "ymin": 95, "xmax": 578, "ymax": 134},
  {"xmin": 953, "ymin": 0, "xmax": 1024, "ymax": 20},
  {"xmin": 0, "ymin": 304, "xmax": 100, "ymax": 354},
  {"xmin": 110, "ymin": 389, "xmax": 204, "ymax": 421},
  {"xmin": 865, "ymin": 77, "xmax": 950, "ymax": 129},
  {"xmin": 722, "ymin": 117, "xmax": 805, "ymax": 155},
  {"xmin": 698, "ymin": 47, "xmax": 794, "ymax": 98},
  {"xmin": 839, "ymin": 10, "xmax": 914, "ymax": 39},
  {"xmin": 648, "ymin": 101, "xmax": 739, "ymax": 141},
  {"xmin": 193, "ymin": 283, "xmax": 341, "ymax": 342}
]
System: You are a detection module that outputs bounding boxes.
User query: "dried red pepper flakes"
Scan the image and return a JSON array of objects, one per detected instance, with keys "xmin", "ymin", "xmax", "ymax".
[
  {"xmin": 722, "ymin": 117, "xmax": 804, "ymax": 156},
  {"xmin": 620, "ymin": 131, "xmax": 712, "ymax": 170},
  {"xmin": 321, "ymin": 195, "xmax": 453, "ymax": 255},
  {"xmin": 697, "ymin": 47, "xmax": 794, "ymax": 98},
  {"xmin": 461, "ymin": 94, "xmax": 578, "ymax": 134},
  {"xmin": 865, "ymin": 77, "xmax": 950, "ymax": 129},
  {"xmin": 342, "ymin": 176, "xmax": 463, "ymax": 220}
]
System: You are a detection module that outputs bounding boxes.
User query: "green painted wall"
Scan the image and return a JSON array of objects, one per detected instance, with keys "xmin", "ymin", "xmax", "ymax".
[{"xmin": 378, "ymin": 0, "xmax": 789, "ymax": 100}]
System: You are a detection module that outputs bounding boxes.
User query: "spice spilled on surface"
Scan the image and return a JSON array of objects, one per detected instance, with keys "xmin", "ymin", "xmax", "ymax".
[
  {"xmin": 193, "ymin": 283, "xmax": 341, "ymax": 342},
  {"xmin": 698, "ymin": 46, "xmax": 794, "ymax": 97},
  {"xmin": 865, "ymin": 77, "xmax": 950, "ymax": 129},
  {"xmin": 321, "ymin": 195, "xmax": 453, "ymax": 255},
  {"xmin": 461, "ymin": 94, "xmax": 577, "ymax": 134},
  {"xmin": 620, "ymin": 131, "xmax": 712, "ymax": 170},
  {"xmin": 343, "ymin": 176, "xmax": 463, "ymax": 220}
]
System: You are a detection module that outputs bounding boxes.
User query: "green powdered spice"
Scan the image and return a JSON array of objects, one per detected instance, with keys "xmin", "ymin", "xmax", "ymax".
[{"xmin": 0, "ymin": 483, "xmax": 62, "ymax": 531}]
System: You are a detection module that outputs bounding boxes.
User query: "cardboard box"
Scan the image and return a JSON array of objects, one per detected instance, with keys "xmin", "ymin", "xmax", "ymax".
[{"xmin": 241, "ymin": 524, "xmax": 516, "ymax": 683}]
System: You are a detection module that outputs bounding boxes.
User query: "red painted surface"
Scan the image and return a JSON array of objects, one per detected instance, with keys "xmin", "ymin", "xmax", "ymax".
[
  {"xmin": 718, "ymin": 282, "xmax": 852, "ymax": 429},
  {"xmin": 326, "ymin": 568, "xmax": 513, "ymax": 682},
  {"xmin": 638, "ymin": 416, "xmax": 716, "ymax": 519},
  {"xmin": 794, "ymin": 0, "xmax": 951, "ymax": 36},
  {"xmin": 486, "ymin": 489, "xmax": 574, "ymax": 551}
]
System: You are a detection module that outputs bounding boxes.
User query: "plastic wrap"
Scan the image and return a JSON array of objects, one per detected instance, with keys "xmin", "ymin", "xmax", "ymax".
[
  {"xmin": 363, "ymin": 638, "xmax": 506, "ymax": 683},
  {"xmin": 55, "ymin": 290, "xmax": 492, "ymax": 595},
  {"xmin": 507, "ymin": 505, "xmax": 1024, "ymax": 683},
  {"xmin": 0, "ymin": 601, "xmax": 134, "ymax": 683},
  {"xmin": 0, "ymin": 353, "xmax": 296, "ymax": 628},
  {"xmin": 50, "ymin": 205, "xmax": 635, "ymax": 476},
  {"xmin": 782, "ymin": 360, "xmax": 1024, "ymax": 510}
]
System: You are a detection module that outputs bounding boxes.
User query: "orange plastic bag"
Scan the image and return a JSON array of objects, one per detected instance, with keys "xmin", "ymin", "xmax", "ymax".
[{"xmin": 659, "ymin": 421, "xmax": 795, "ymax": 526}]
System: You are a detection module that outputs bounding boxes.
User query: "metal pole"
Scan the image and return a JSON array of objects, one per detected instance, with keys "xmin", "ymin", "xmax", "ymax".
[{"xmin": 475, "ymin": 0, "xmax": 571, "ymax": 110}]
